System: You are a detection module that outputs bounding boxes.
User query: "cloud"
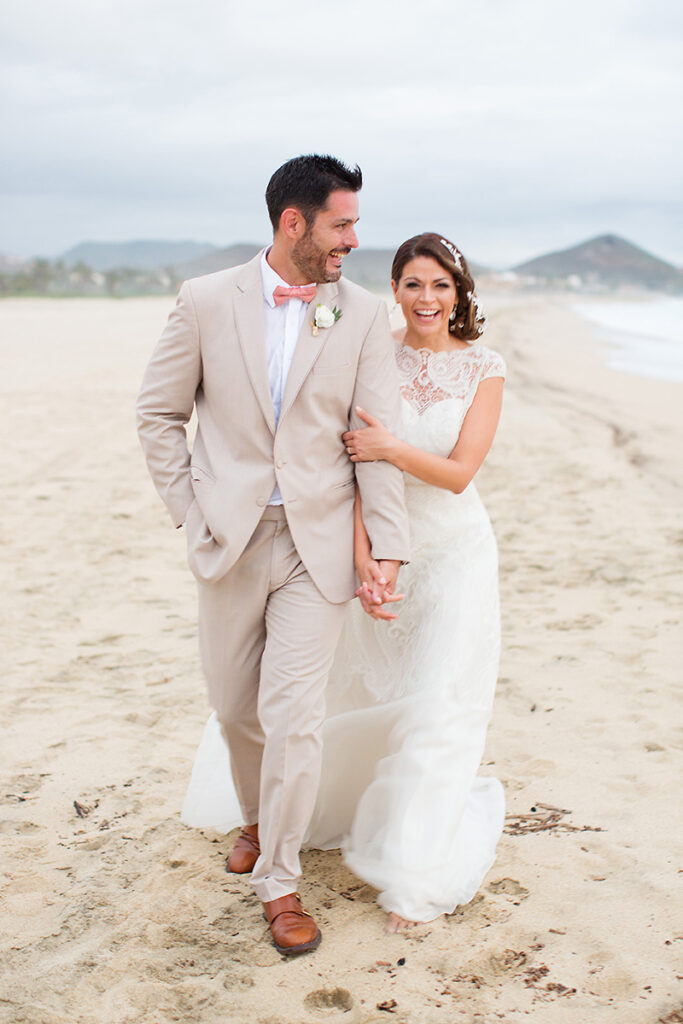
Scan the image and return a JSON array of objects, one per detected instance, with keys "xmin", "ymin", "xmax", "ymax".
[{"xmin": 1, "ymin": 0, "xmax": 681, "ymax": 263}]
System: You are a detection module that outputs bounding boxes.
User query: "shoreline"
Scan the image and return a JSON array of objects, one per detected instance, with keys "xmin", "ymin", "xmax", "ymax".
[
  {"xmin": 1, "ymin": 294, "xmax": 681, "ymax": 1024},
  {"xmin": 567, "ymin": 293, "xmax": 683, "ymax": 383}
]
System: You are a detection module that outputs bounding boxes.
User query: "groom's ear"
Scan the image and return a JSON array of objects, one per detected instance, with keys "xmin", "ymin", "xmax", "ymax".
[{"xmin": 279, "ymin": 207, "xmax": 307, "ymax": 240}]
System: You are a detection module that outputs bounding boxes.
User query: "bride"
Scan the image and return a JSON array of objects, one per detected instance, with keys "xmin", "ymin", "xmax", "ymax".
[{"xmin": 182, "ymin": 232, "xmax": 506, "ymax": 932}]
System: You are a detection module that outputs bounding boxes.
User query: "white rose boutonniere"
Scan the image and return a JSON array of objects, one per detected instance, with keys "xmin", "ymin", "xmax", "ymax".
[{"xmin": 312, "ymin": 303, "xmax": 342, "ymax": 336}]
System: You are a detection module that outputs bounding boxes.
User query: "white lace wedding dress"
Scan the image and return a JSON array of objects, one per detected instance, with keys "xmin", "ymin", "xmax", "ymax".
[{"xmin": 182, "ymin": 342, "xmax": 506, "ymax": 923}]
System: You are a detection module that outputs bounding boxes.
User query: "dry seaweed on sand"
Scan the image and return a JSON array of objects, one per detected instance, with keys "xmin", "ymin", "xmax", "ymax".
[{"xmin": 504, "ymin": 802, "xmax": 603, "ymax": 836}]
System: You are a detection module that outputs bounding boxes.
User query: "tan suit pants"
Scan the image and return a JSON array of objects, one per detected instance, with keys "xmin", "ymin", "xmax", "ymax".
[{"xmin": 197, "ymin": 506, "xmax": 348, "ymax": 903}]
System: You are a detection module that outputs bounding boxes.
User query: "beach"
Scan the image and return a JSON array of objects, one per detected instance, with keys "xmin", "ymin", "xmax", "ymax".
[{"xmin": 1, "ymin": 292, "xmax": 681, "ymax": 1024}]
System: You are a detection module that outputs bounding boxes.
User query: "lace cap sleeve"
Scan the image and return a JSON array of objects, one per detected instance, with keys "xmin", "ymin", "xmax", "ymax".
[{"xmin": 481, "ymin": 349, "xmax": 506, "ymax": 381}]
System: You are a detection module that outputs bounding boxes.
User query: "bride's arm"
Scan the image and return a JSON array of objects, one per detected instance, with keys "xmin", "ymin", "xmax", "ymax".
[{"xmin": 344, "ymin": 377, "xmax": 503, "ymax": 494}]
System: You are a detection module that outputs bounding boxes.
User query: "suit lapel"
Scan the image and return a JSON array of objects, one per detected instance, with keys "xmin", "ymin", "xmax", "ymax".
[
  {"xmin": 280, "ymin": 281, "xmax": 340, "ymax": 422},
  {"xmin": 233, "ymin": 256, "xmax": 276, "ymax": 435}
]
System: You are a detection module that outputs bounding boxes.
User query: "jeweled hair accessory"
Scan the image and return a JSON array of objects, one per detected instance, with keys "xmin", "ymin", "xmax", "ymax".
[
  {"xmin": 470, "ymin": 292, "xmax": 486, "ymax": 338},
  {"xmin": 449, "ymin": 289, "xmax": 486, "ymax": 343},
  {"xmin": 439, "ymin": 237, "xmax": 464, "ymax": 271}
]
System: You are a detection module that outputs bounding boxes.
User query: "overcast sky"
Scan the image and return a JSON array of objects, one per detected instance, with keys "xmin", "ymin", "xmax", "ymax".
[{"xmin": 2, "ymin": 0, "xmax": 682, "ymax": 267}]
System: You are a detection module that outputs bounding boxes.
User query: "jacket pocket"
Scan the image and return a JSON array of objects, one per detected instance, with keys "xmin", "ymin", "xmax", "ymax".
[{"xmin": 312, "ymin": 361, "xmax": 352, "ymax": 376}]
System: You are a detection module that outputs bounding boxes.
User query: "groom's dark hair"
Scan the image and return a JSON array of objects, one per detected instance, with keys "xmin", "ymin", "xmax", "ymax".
[{"xmin": 266, "ymin": 154, "xmax": 362, "ymax": 231}]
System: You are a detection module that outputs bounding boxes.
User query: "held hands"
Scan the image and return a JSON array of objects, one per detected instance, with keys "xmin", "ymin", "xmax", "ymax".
[
  {"xmin": 355, "ymin": 557, "xmax": 404, "ymax": 622},
  {"xmin": 343, "ymin": 407, "xmax": 397, "ymax": 463}
]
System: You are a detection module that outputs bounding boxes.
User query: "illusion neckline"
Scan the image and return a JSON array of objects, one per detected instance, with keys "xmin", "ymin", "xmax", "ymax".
[{"xmin": 397, "ymin": 342, "xmax": 480, "ymax": 358}]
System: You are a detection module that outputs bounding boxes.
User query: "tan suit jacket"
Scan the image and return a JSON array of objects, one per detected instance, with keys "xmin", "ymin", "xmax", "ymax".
[{"xmin": 137, "ymin": 252, "xmax": 410, "ymax": 603}]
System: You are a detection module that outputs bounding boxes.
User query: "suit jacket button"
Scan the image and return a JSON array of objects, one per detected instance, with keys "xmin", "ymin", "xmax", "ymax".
[{"xmin": 256, "ymin": 497, "xmax": 266, "ymax": 507}]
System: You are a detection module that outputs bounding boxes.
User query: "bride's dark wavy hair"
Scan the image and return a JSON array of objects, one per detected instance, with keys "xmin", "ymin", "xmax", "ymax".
[{"xmin": 391, "ymin": 232, "xmax": 485, "ymax": 342}]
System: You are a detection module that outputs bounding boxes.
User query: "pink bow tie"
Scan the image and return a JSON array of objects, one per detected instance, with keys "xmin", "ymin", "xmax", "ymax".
[{"xmin": 273, "ymin": 284, "xmax": 317, "ymax": 306}]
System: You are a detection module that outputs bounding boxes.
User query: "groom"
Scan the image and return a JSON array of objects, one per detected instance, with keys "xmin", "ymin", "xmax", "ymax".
[{"xmin": 137, "ymin": 154, "xmax": 409, "ymax": 954}]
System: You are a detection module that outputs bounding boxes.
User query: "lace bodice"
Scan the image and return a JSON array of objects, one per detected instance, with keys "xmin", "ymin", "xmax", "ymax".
[
  {"xmin": 395, "ymin": 343, "xmax": 505, "ymax": 468},
  {"xmin": 396, "ymin": 342, "xmax": 505, "ymax": 415}
]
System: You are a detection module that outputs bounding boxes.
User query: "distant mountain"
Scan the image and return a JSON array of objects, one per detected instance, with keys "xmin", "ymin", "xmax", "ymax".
[
  {"xmin": 14, "ymin": 233, "xmax": 676, "ymax": 297},
  {"xmin": 61, "ymin": 240, "xmax": 218, "ymax": 271},
  {"xmin": 333, "ymin": 248, "xmax": 394, "ymax": 290},
  {"xmin": 171, "ymin": 243, "xmax": 263, "ymax": 278},
  {"xmin": 512, "ymin": 234, "xmax": 682, "ymax": 291}
]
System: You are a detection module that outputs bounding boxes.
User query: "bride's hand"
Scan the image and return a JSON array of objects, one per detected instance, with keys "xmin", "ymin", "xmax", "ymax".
[
  {"xmin": 343, "ymin": 407, "xmax": 397, "ymax": 463},
  {"xmin": 355, "ymin": 556, "xmax": 404, "ymax": 622}
]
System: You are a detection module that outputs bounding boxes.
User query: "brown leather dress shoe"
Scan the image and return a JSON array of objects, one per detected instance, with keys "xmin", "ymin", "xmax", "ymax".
[
  {"xmin": 226, "ymin": 825, "xmax": 260, "ymax": 874},
  {"xmin": 263, "ymin": 893, "xmax": 321, "ymax": 956}
]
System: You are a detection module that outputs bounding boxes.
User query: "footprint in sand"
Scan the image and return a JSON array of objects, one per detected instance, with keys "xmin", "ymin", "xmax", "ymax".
[
  {"xmin": 2, "ymin": 772, "xmax": 48, "ymax": 803},
  {"xmin": 487, "ymin": 878, "xmax": 530, "ymax": 899},
  {"xmin": 488, "ymin": 947, "xmax": 528, "ymax": 973},
  {"xmin": 0, "ymin": 820, "xmax": 43, "ymax": 835},
  {"xmin": 303, "ymin": 987, "xmax": 357, "ymax": 1022}
]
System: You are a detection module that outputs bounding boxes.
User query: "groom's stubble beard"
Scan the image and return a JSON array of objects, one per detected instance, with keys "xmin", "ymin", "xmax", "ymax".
[{"xmin": 291, "ymin": 225, "xmax": 349, "ymax": 284}]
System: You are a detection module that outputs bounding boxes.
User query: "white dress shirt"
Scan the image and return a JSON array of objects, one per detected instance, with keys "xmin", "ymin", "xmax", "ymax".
[{"xmin": 260, "ymin": 247, "xmax": 313, "ymax": 505}]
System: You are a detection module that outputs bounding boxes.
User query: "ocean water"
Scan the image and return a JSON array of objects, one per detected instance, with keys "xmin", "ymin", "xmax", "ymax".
[{"xmin": 572, "ymin": 297, "xmax": 683, "ymax": 383}]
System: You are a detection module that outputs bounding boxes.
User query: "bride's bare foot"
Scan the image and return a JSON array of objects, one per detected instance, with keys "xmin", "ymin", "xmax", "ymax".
[{"xmin": 386, "ymin": 912, "xmax": 418, "ymax": 933}]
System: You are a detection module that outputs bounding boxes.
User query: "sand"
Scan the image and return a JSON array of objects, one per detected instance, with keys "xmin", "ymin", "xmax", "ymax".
[{"xmin": 0, "ymin": 292, "xmax": 681, "ymax": 1024}]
